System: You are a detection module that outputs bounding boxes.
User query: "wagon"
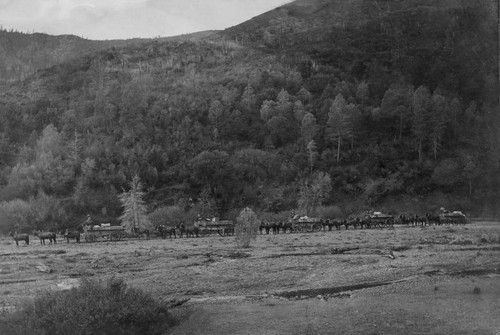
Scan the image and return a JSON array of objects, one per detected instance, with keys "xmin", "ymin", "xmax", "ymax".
[
  {"xmin": 369, "ymin": 212, "xmax": 394, "ymax": 227},
  {"xmin": 194, "ymin": 218, "xmax": 234, "ymax": 236},
  {"xmin": 82, "ymin": 224, "xmax": 126, "ymax": 242},
  {"xmin": 289, "ymin": 216, "xmax": 322, "ymax": 232},
  {"xmin": 439, "ymin": 211, "xmax": 467, "ymax": 225}
]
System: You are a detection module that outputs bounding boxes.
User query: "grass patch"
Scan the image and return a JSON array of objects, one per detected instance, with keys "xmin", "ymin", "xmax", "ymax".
[{"xmin": 0, "ymin": 277, "xmax": 175, "ymax": 335}]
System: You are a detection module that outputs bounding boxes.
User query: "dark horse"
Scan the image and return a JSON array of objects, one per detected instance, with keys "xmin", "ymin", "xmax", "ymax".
[
  {"xmin": 157, "ymin": 225, "xmax": 177, "ymax": 239},
  {"xmin": 34, "ymin": 230, "xmax": 57, "ymax": 245},
  {"xmin": 9, "ymin": 232, "xmax": 29, "ymax": 246},
  {"xmin": 64, "ymin": 229, "xmax": 80, "ymax": 243},
  {"xmin": 178, "ymin": 224, "xmax": 197, "ymax": 238}
]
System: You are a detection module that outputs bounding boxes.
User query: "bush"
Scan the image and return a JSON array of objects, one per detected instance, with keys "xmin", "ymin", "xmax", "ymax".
[
  {"xmin": 235, "ymin": 207, "xmax": 259, "ymax": 248},
  {"xmin": 0, "ymin": 277, "xmax": 175, "ymax": 335}
]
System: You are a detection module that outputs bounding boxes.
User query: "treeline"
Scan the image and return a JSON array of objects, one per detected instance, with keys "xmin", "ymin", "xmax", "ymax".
[
  {"xmin": 0, "ymin": 1, "xmax": 498, "ymax": 233},
  {"xmin": 0, "ymin": 28, "xmax": 159, "ymax": 82}
]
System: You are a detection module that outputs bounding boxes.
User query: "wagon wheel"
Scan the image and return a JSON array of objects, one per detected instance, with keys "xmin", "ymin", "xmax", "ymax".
[
  {"xmin": 84, "ymin": 234, "xmax": 91, "ymax": 242},
  {"xmin": 312, "ymin": 223, "xmax": 322, "ymax": 232}
]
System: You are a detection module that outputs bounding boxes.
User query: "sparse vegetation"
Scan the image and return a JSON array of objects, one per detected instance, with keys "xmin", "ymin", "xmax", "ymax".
[{"xmin": 0, "ymin": 277, "xmax": 175, "ymax": 335}]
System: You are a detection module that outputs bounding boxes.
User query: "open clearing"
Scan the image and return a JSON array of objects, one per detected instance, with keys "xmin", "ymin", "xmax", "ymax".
[{"xmin": 1, "ymin": 222, "xmax": 499, "ymax": 334}]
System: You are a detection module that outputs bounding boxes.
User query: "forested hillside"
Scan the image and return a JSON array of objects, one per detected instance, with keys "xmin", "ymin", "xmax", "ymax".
[
  {"xmin": 0, "ymin": 0, "xmax": 498, "ymax": 233},
  {"xmin": 0, "ymin": 28, "xmax": 158, "ymax": 82}
]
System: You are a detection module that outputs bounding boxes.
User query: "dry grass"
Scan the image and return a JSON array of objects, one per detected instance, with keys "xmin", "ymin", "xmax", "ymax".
[{"xmin": 0, "ymin": 222, "xmax": 498, "ymax": 334}]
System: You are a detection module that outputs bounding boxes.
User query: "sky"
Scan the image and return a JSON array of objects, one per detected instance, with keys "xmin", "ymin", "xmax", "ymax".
[{"xmin": 0, "ymin": 0, "xmax": 291, "ymax": 40}]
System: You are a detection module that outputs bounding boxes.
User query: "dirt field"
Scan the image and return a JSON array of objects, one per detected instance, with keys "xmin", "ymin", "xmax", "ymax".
[{"xmin": 1, "ymin": 222, "xmax": 499, "ymax": 334}]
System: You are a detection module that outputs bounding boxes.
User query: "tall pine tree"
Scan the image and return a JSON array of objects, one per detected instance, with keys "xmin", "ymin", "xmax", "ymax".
[{"xmin": 118, "ymin": 175, "xmax": 151, "ymax": 233}]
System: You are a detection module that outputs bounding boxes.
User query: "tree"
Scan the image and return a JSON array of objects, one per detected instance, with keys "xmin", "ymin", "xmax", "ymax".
[
  {"xmin": 209, "ymin": 100, "xmax": 223, "ymax": 142},
  {"xmin": 259, "ymin": 100, "xmax": 276, "ymax": 121},
  {"xmin": 275, "ymin": 89, "xmax": 293, "ymax": 117},
  {"xmin": 356, "ymin": 81, "xmax": 369, "ymax": 105},
  {"xmin": 266, "ymin": 115, "xmax": 293, "ymax": 147},
  {"xmin": 301, "ymin": 113, "xmax": 318, "ymax": 145},
  {"xmin": 411, "ymin": 86, "xmax": 431, "ymax": 163},
  {"xmin": 234, "ymin": 207, "xmax": 259, "ymax": 248},
  {"xmin": 240, "ymin": 84, "xmax": 256, "ymax": 112},
  {"xmin": 0, "ymin": 199, "xmax": 32, "ymax": 233},
  {"xmin": 298, "ymin": 171, "xmax": 332, "ymax": 216},
  {"xmin": 118, "ymin": 175, "xmax": 151, "ymax": 233},
  {"xmin": 293, "ymin": 101, "xmax": 307, "ymax": 124},
  {"xmin": 148, "ymin": 205, "xmax": 183, "ymax": 228},
  {"xmin": 380, "ymin": 84, "xmax": 412, "ymax": 142},
  {"xmin": 429, "ymin": 92, "xmax": 448, "ymax": 159},
  {"xmin": 326, "ymin": 94, "xmax": 351, "ymax": 162},
  {"xmin": 297, "ymin": 87, "xmax": 312, "ymax": 104},
  {"xmin": 460, "ymin": 151, "xmax": 480, "ymax": 195},
  {"xmin": 306, "ymin": 140, "xmax": 318, "ymax": 174}
]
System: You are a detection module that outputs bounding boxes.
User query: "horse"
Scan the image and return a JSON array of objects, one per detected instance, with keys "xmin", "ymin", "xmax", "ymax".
[
  {"xmin": 156, "ymin": 225, "xmax": 177, "ymax": 239},
  {"xmin": 259, "ymin": 221, "xmax": 266, "ymax": 234},
  {"xmin": 9, "ymin": 232, "xmax": 29, "ymax": 246},
  {"xmin": 426, "ymin": 213, "xmax": 441, "ymax": 225},
  {"xmin": 357, "ymin": 216, "xmax": 371, "ymax": 229},
  {"xmin": 345, "ymin": 218, "xmax": 358, "ymax": 230},
  {"xmin": 64, "ymin": 229, "xmax": 80, "ymax": 243},
  {"xmin": 178, "ymin": 224, "xmax": 195, "ymax": 238},
  {"xmin": 34, "ymin": 230, "xmax": 57, "ymax": 245},
  {"xmin": 279, "ymin": 221, "xmax": 293, "ymax": 233}
]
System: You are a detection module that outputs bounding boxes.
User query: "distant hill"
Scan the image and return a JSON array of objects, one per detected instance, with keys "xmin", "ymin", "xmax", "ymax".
[{"xmin": 0, "ymin": 29, "xmax": 162, "ymax": 82}]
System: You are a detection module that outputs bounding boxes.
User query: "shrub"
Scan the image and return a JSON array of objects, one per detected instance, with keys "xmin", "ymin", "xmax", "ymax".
[
  {"xmin": 0, "ymin": 277, "xmax": 175, "ymax": 335},
  {"xmin": 148, "ymin": 205, "xmax": 183, "ymax": 227},
  {"xmin": 235, "ymin": 207, "xmax": 259, "ymax": 248}
]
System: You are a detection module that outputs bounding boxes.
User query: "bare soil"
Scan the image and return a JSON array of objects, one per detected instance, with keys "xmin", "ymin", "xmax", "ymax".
[{"xmin": 1, "ymin": 222, "xmax": 499, "ymax": 334}]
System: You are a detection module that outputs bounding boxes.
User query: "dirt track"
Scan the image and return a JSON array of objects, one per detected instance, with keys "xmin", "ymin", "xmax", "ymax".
[{"xmin": 1, "ymin": 222, "xmax": 499, "ymax": 334}]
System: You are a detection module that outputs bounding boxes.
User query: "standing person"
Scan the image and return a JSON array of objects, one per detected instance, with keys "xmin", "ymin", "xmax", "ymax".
[{"xmin": 84, "ymin": 214, "xmax": 94, "ymax": 229}]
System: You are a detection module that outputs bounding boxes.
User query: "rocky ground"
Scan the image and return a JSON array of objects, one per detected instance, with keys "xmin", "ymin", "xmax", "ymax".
[{"xmin": 1, "ymin": 221, "xmax": 499, "ymax": 334}]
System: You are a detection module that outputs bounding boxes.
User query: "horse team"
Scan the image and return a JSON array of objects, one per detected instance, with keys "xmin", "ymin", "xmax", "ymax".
[
  {"xmin": 8, "ymin": 229, "xmax": 81, "ymax": 246},
  {"xmin": 7, "ymin": 211, "xmax": 468, "ymax": 246}
]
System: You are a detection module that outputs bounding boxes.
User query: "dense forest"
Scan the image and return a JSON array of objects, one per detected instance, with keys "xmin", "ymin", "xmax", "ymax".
[{"xmin": 0, "ymin": 0, "xmax": 498, "ymax": 233}]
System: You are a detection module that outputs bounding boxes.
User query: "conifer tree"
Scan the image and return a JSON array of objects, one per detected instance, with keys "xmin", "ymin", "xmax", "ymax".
[
  {"xmin": 118, "ymin": 175, "xmax": 151, "ymax": 233},
  {"xmin": 327, "ymin": 94, "xmax": 351, "ymax": 162}
]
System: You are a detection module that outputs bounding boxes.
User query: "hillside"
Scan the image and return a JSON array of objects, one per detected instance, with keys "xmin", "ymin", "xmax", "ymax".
[
  {"xmin": 0, "ymin": 29, "xmax": 161, "ymax": 82},
  {"xmin": 0, "ymin": 0, "xmax": 498, "ymax": 233}
]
